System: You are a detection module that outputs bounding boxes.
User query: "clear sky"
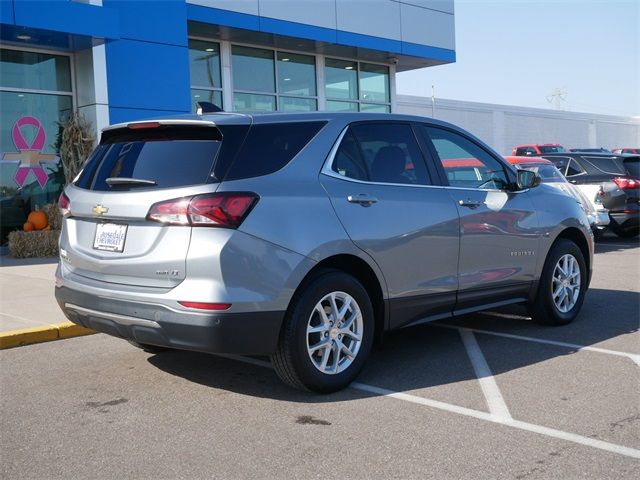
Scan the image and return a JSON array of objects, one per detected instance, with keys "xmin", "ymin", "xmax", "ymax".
[{"xmin": 396, "ymin": 0, "xmax": 639, "ymax": 117}]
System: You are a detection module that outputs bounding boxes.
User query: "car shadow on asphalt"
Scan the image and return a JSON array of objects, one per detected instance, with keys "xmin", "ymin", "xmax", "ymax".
[
  {"xmin": 147, "ymin": 287, "xmax": 638, "ymax": 402},
  {"xmin": 594, "ymin": 235, "xmax": 639, "ymax": 252}
]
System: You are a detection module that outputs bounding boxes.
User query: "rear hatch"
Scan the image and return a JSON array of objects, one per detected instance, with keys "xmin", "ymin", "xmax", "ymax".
[
  {"xmin": 583, "ymin": 155, "xmax": 640, "ymax": 212},
  {"xmin": 61, "ymin": 119, "xmax": 250, "ymax": 288}
]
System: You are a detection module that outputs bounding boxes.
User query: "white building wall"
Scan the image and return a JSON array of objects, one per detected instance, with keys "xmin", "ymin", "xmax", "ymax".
[
  {"xmin": 188, "ymin": 0, "xmax": 456, "ymax": 50},
  {"xmin": 397, "ymin": 95, "xmax": 640, "ymax": 155}
]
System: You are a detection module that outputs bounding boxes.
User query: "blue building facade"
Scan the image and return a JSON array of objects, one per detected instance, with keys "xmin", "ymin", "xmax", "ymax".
[{"xmin": 0, "ymin": 0, "xmax": 455, "ymax": 238}]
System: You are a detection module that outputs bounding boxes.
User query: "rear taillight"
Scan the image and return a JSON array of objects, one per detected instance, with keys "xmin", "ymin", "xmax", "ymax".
[
  {"xmin": 613, "ymin": 177, "xmax": 639, "ymax": 189},
  {"xmin": 147, "ymin": 193, "xmax": 258, "ymax": 228},
  {"xmin": 58, "ymin": 192, "xmax": 70, "ymax": 216}
]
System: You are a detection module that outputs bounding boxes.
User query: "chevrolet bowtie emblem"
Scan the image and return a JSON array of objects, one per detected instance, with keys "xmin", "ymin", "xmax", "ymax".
[{"xmin": 92, "ymin": 204, "xmax": 109, "ymax": 215}]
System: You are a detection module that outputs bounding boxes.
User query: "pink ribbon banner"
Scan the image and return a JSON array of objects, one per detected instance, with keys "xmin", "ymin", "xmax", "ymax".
[{"xmin": 2, "ymin": 116, "xmax": 59, "ymax": 188}]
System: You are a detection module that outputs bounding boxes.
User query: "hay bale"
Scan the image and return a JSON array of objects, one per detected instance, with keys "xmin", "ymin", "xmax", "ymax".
[
  {"xmin": 8, "ymin": 230, "xmax": 61, "ymax": 258},
  {"xmin": 42, "ymin": 203, "xmax": 63, "ymax": 230}
]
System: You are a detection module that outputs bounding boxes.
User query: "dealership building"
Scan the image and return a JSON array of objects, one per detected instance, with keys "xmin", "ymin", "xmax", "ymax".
[{"xmin": 0, "ymin": 0, "xmax": 455, "ymax": 237}]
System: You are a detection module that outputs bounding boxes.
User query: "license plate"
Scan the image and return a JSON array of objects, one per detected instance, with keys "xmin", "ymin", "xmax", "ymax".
[{"xmin": 93, "ymin": 223, "xmax": 128, "ymax": 252}]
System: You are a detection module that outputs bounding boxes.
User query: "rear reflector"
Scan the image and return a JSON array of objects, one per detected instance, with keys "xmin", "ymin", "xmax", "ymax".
[
  {"xmin": 178, "ymin": 301, "xmax": 231, "ymax": 310},
  {"xmin": 613, "ymin": 177, "xmax": 639, "ymax": 189},
  {"xmin": 147, "ymin": 192, "xmax": 258, "ymax": 228}
]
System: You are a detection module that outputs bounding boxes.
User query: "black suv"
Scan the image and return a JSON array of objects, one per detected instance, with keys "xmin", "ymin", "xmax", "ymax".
[{"xmin": 540, "ymin": 152, "xmax": 639, "ymax": 238}]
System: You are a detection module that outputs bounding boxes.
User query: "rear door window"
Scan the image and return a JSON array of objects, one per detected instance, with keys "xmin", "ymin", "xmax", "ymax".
[
  {"xmin": 583, "ymin": 156, "xmax": 627, "ymax": 175},
  {"xmin": 331, "ymin": 122, "xmax": 431, "ymax": 185}
]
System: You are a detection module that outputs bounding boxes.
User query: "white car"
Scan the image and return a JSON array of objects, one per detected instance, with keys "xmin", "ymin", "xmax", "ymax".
[{"xmin": 505, "ymin": 156, "xmax": 609, "ymax": 236}]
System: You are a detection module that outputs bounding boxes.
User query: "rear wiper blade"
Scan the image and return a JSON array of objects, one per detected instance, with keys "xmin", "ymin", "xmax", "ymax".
[{"xmin": 105, "ymin": 177, "xmax": 157, "ymax": 187}]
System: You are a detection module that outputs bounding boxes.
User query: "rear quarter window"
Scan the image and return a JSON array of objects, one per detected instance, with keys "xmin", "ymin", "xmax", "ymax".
[
  {"xmin": 224, "ymin": 121, "xmax": 326, "ymax": 181},
  {"xmin": 622, "ymin": 157, "xmax": 640, "ymax": 178}
]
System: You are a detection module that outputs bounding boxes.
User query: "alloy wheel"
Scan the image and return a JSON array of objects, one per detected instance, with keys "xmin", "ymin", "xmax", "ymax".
[
  {"xmin": 551, "ymin": 253, "xmax": 581, "ymax": 313},
  {"xmin": 306, "ymin": 291, "xmax": 364, "ymax": 374}
]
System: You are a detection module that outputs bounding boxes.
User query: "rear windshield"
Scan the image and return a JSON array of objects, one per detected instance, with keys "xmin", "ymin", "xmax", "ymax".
[
  {"xmin": 76, "ymin": 125, "xmax": 228, "ymax": 191},
  {"xmin": 538, "ymin": 145, "xmax": 565, "ymax": 153}
]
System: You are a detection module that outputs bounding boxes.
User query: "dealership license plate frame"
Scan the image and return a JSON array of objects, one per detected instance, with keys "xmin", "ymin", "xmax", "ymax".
[{"xmin": 93, "ymin": 222, "xmax": 128, "ymax": 253}]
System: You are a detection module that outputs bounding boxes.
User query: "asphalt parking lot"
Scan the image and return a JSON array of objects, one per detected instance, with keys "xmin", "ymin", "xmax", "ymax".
[{"xmin": 1, "ymin": 234, "xmax": 638, "ymax": 479}]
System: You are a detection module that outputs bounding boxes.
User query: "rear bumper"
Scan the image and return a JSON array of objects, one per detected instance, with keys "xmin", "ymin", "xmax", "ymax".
[
  {"xmin": 609, "ymin": 210, "xmax": 639, "ymax": 230},
  {"xmin": 55, "ymin": 286, "xmax": 284, "ymax": 355}
]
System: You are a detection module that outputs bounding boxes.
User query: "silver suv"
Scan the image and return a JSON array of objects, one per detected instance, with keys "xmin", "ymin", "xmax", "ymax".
[{"xmin": 55, "ymin": 112, "xmax": 593, "ymax": 393}]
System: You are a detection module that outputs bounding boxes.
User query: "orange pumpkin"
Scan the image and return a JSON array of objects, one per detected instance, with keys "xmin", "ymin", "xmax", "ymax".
[
  {"xmin": 23, "ymin": 222, "xmax": 35, "ymax": 232},
  {"xmin": 27, "ymin": 210, "xmax": 48, "ymax": 230}
]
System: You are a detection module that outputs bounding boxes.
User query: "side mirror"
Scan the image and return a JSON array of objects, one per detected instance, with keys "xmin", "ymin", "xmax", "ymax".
[{"xmin": 516, "ymin": 169, "xmax": 541, "ymax": 190}]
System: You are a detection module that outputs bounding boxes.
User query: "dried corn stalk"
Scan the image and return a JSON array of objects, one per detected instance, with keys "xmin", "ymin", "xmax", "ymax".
[{"xmin": 58, "ymin": 113, "xmax": 95, "ymax": 186}]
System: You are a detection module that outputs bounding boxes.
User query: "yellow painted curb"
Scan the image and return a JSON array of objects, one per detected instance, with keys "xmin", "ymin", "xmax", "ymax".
[{"xmin": 0, "ymin": 322, "xmax": 95, "ymax": 349}]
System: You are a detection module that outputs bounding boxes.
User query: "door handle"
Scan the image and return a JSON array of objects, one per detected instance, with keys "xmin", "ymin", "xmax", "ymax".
[
  {"xmin": 458, "ymin": 199, "xmax": 483, "ymax": 209},
  {"xmin": 347, "ymin": 194, "xmax": 378, "ymax": 207}
]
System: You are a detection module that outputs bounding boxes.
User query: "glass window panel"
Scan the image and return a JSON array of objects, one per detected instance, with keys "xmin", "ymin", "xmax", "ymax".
[
  {"xmin": 360, "ymin": 103, "xmax": 390, "ymax": 113},
  {"xmin": 190, "ymin": 89, "xmax": 223, "ymax": 112},
  {"xmin": 279, "ymin": 96, "xmax": 317, "ymax": 112},
  {"xmin": 233, "ymin": 93, "xmax": 276, "ymax": 112},
  {"xmin": 0, "ymin": 49, "xmax": 71, "ymax": 92},
  {"xmin": 232, "ymin": 46, "xmax": 275, "ymax": 92},
  {"xmin": 0, "ymin": 91, "xmax": 72, "ymax": 238},
  {"xmin": 359, "ymin": 63, "xmax": 389, "ymax": 103},
  {"xmin": 326, "ymin": 100, "xmax": 358, "ymax": 112},
  {"xmin": 325, "ymin": 58, "xmax": 357, "ymax": 100},
  {"xmin": 423, "ymin": 126, "xmax": 509, "ymax": 189},
  {"xmin": 277, "ymin": 52, "xmax": 316, "ymax": 96},
  {"xmin": 225, "ymin": 122, "xmax": 326, "ymax": 181},
  {"xmin": 350, "ymin": 123, "xmax": 431, "ymax": 185},
  {"xmin": 188, "ymin": 40, "xmax": 221, "ymax": 89}
]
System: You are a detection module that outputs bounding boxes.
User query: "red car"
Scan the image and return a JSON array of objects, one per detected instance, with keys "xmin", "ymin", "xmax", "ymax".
[
  {"xmin": 512, "ymin": 144, "xmax": 565, "ymax": 156},
  {"xmin": 611, "ymin": 148, "xmax": 640, "ymax": 154}
]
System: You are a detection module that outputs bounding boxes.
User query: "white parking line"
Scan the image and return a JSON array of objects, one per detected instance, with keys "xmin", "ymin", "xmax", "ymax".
[
  {"xmin": 459, "ymin": 329, "xmax": 512, "ymax": 420},
  {"xmin": 433, "ymin": 323, "xmax": 640, "ymax": 366},
  {"xmin": 219, "ymin": 354, "xmax": 640, "ymax": 460},
  {"xmin": 351, "ymin": 382, "xmax": 640, "ymax": 460}
]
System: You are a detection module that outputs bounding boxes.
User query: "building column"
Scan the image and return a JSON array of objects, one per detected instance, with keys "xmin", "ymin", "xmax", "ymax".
[
  {"xmin": 102, "ymin": 0, "xmax": 191, "ymax": 124},
  {"xmin": 75, "ymin": 44, "xmax": 109, "ymax": 143}
]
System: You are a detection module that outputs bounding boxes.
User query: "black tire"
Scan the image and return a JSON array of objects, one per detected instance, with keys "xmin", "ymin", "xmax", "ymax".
[
  {"xmin": 127, "ymin": 340, "xmax": 170, "ymax": 354},
  {"xmin": 529, "ymin": 238, "xmax": 587, "ymax": 326},
  {"xmin": 271, "ymin": 270, "xmax": 374, "ymax": 393}
]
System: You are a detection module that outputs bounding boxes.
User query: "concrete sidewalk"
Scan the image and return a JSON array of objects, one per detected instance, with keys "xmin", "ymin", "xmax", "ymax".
[{"xmin": 0, "ymin": 256, "xmax": 94, "ymax": 348}]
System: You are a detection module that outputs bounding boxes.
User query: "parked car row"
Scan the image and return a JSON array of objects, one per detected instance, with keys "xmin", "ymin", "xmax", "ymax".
[
  {"xmin": 540, "ymin": 152, "xmax": 639, "ymax": 238},
  {"xmin": 513, "ymin": 144, "xmax": 640, "ymax": 156},
  {"xmin": 513, "ymin": 146, "xmax": 639, "ymax": 238}
]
